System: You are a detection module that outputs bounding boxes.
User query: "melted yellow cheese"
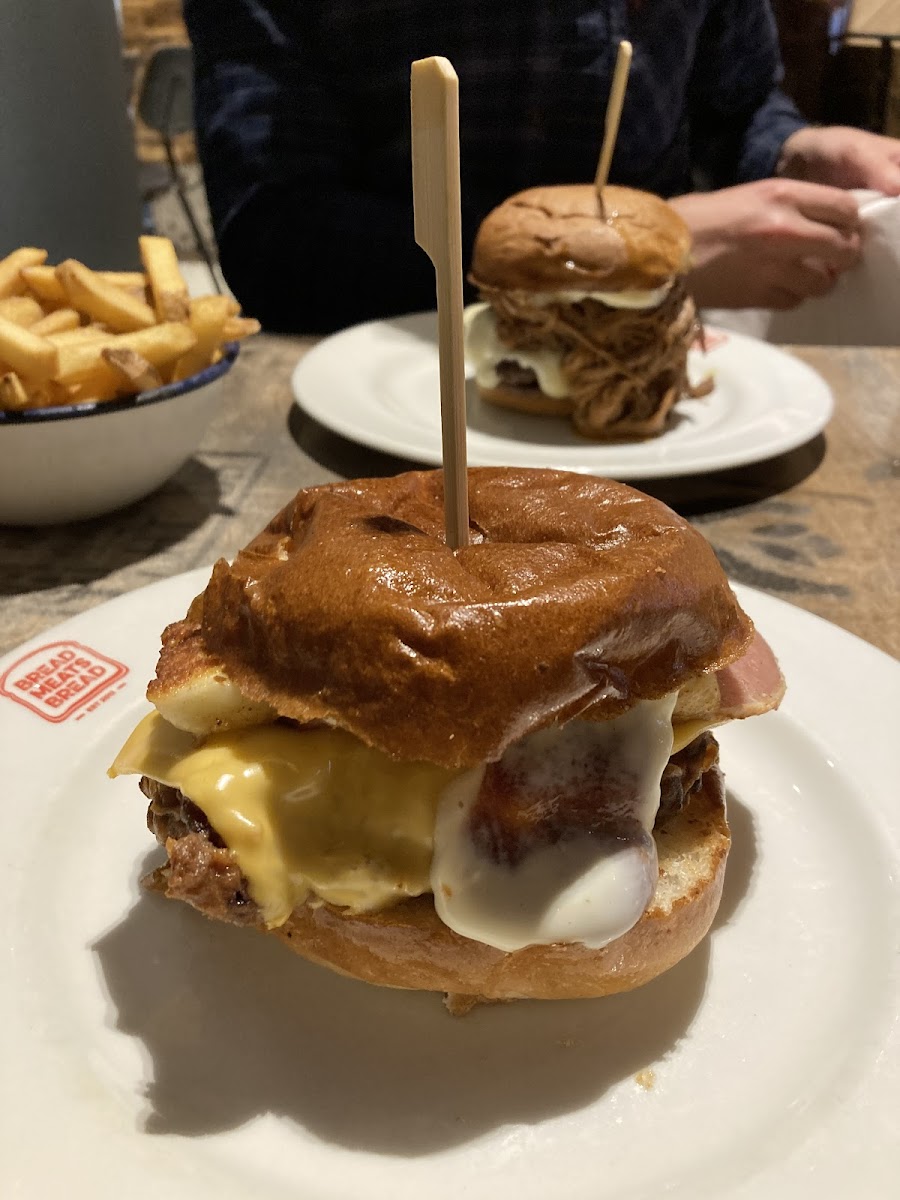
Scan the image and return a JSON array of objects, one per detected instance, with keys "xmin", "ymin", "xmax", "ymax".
[
  {"xmin": 671, "ymin": 718, "xmax": 713, "ymax": 755},
  {"xmin": 110, "ymin": 712, "xmax": 457, "ymax": 928}
]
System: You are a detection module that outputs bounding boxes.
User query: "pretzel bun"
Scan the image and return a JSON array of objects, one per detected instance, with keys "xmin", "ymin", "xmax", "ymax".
[
  {"xmin": 470, "ymin": 184, "xmax": 692, "ymax": 294},
  {"xmin": 150, "ymin": 468, "xmax": 753, "ymax": 769}
]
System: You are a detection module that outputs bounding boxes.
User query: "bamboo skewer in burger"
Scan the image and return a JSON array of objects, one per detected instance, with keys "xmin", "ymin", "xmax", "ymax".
[
  {"xmin": 411, "ymin": 55, "xmax": 468, "ymax": 548},
  {"xmin": 465, "ymin": 41, "xmax": 705, "ymax": 441},
  {"xmin": 594, "ymin": 39, "xmax": 633, "ymax": 194}
]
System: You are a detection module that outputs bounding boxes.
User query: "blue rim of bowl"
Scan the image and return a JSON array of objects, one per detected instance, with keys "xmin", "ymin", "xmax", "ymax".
[{"xmin": 0, "ymin": 342, "xmax": 240, "ymax": 425}]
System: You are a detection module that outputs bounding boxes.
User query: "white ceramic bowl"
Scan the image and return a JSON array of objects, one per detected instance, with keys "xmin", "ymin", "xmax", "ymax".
[{"xmin": 0, "ymin": 345, "xmax": 238, "ymax": 525}]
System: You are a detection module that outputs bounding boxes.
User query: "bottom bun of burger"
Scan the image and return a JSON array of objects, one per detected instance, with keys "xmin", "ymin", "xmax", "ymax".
[
  {"xmin": 476, "ymin": 376, "xmax": 680, "ymax": 440},
  {"xmin": 144, "ymin": 761, "xmax": 729, "ymax": 1006},
  {"xmin": 477, "ymin": 381, "xmax": 575, "ymax": 419}
]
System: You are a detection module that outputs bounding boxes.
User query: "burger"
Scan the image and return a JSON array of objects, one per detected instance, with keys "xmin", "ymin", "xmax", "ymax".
[
  {"xmin": 465, "ymin": 184, "xmax": 703, "ymax": 439},
  {"xmin": 110, "ymin": 468, "xmax": 783, "ymax": 1013}
]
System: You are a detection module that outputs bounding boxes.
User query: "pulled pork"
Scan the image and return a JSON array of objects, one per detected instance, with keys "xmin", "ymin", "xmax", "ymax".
[
  {"xmin": 480, "ymin": 279, "xmax": 704, "ymax": 439},
  {"xmin": 141, "ymin": 775, "xmax": 258, "ymax": 923},
  {"xmin": 657, "ymin": 732, "xmax": 719, "ymax": 824}
]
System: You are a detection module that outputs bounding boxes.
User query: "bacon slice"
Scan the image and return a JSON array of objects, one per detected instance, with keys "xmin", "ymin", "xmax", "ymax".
[{"xmin": 714, "ymin": 630, "xmax": 785, "ymax": 720}]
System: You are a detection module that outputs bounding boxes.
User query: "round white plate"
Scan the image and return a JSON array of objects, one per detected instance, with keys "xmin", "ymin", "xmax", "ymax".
[
  {"xmin": 1, "ymin": 572, "xmax": 897, "ymax": 1199},
  {"xmin": 291, "ymin": 313, "xmax": 833, "ymax": 478}
]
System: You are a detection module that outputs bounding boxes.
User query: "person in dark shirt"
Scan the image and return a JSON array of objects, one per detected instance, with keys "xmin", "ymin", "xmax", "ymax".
[{"xmin": 184, "ymin": 0, "xmax": 900, "ymax": 333}]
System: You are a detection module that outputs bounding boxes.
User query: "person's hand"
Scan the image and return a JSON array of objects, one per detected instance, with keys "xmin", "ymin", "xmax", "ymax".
[
  {"xmin": 670, "ymin": 179, "xmax": 862, "ymax": 309},
  {"xmin": 778, "ymin": 125, "xmax": 900, "ymax": 195}
]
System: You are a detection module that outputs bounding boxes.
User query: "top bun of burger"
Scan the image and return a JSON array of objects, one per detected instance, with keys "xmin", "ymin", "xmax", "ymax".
[
  {"xmin": 150, "ymin": 468, "xmax": 752, "ymax": 770},
  {"xmin": 470, "ymin": 184, "xmax": 692, "ymax": 294}
]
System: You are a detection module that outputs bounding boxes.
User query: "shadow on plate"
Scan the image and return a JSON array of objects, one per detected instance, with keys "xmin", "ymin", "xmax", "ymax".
[
  {"xmin": 288, "ymin": 403, "xmax": 419, "ymax": 479},
  {"xmin": 713, "ymin": 793, "xmax": 757, "ymax": 930},
  {"xmin": 0, "ymin": 457, "xmax": 225, "ymax": 594},
  {"xmin": 93, "ymin": 796, "xmax": 756, "ymax": 1155}
]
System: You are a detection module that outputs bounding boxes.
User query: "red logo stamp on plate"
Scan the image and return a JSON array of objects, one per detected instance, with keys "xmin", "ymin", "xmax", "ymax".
[{"xmin": 0, "ymin": 640, "xmax": 129, "ymax": 723}]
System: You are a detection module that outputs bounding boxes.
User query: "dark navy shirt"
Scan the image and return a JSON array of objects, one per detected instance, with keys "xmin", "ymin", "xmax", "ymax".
[{"xmin": 184, "ymin": 0, "xmax": 806, "ymax": 332}]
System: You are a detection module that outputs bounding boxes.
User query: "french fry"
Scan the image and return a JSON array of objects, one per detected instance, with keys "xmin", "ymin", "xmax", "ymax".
[
  {"xmin": 0, "ymin": 295, "xmax": 45, "ymax": 327},
  {"xmin": 56, "ymin": 321, "xmax": 196, "ymax": 385},
  {"xmin": 0, "ymin": 315, "xmax": 59, "ymax": 382},
  {"xmin": 56, "ymin": 259, "xmax": 156, "ymax": 333},
  {"xmin": 102, "ymin": 347, "xmax": 163, "ymax": 393},
  {"xmin": 171, "ymin": 294, "xmax": 233, "ymax": 381},
  {"xmin": 115, "ymin": 321, "xmax": 197, "ymax": 370},
  {"xmin": 55, "ymin": 343, "xmax": 121, "ymax": 391},
  {"xmin": 20, "ymin": 379, "xmax": 75, "ymax": 409},
  {"xmin": 98, "ymin": 271, "xmax": 150, "ymax": 302},
  {"xmin": 139, "ymin": 235, "xmax": 190, "ymax": 322},
  {"xmin": 49, "ymin": 324, "xmax": 111, "ymax": 346},
  {"xmin": 20, "ymin": 265, "xmax": 68, "ymax": 306},
  {"xmin": 67, "ymin": 373, "xmax": 124, "ymax": 404},
  {"xmin": 0, "ymin": 372, "xmax": 29, "ymax": 410},
  {"xmin": 98, "ymin": 271, "xmax": 148, "ymax": 290},
  {"xmin": 0, "ymin": 248, "xmax": 47, "ymax": 300},
  {"xmin": 192, "ymin": 295, "xmax": 235, "ymax": 324},
  {"xmin": 221, "ymin": 316, "xmax": 261, "ymax": 341},
  {"xmin": 28, "ymin": 267, "xmax": 147, "ymax": 300},
  {"xmin": 30, "ymin": 308, "xmax": 81, "ymax": 336}
]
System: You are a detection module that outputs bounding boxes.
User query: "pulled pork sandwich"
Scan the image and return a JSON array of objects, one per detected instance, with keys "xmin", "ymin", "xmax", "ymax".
[
  {"xmin": 110, "ymin": 468, "xmax": 783, "ymax": 1012},
  {"xmin": 465, "ymin": 184, "xmax": 702, "ymax": 439}
]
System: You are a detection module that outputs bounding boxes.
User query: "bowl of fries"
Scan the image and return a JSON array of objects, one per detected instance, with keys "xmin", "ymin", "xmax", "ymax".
[{"xmin": 0, "ymin": 238, "xmax": 259, "ymax": 525}]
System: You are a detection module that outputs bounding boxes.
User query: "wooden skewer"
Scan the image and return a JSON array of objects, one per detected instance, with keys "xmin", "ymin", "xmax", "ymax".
[
  {"xmin": 411, "ymin": 55, "xmax": 469, "ymax": 550},
  {"xmin": 594, "ymin": 40, "xmax": 633, "ymax": 194}
]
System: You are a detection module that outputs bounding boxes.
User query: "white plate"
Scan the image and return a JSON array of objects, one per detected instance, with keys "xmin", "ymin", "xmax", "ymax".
[
  {"xmin": 291, "ymin": 313, "xmax": 833, "ymax": 479},
  {"xmin": 1, "ymin": 572, "xmax": 897, "ymax": 1199}
]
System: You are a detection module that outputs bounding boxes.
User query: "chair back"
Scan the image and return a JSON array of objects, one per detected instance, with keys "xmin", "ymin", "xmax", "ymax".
[{"xmin": 139, "ymin": 46, "xmax": 194, "ymax": 137}]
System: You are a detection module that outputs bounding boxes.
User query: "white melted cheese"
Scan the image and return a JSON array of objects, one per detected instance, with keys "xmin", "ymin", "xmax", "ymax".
[
  {"xmin": 430, "ymin": 695, "xmax": 678, "ymax": 952},
  {"xmin": 530, "ymin": 284, "xmax": 673, "ymax": 309},
  {"xmin": 464, "ymin": 302, "xmax": 570, "ymax": 398}
]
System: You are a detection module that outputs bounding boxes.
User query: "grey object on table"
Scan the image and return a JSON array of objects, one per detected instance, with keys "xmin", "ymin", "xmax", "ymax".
[{"xmin": 0, "ymin": 0, "xmax": 141, "ymax": 268}]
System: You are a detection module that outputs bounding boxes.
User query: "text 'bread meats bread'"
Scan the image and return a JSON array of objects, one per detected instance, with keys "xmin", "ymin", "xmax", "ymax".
[
  {"xmin": 465, "ymin": 185, "xmax": 706, "ymax": 440},
  {"xmin": 110, "ymin": 468, "xmax": 784, "ymax": 1012}
]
